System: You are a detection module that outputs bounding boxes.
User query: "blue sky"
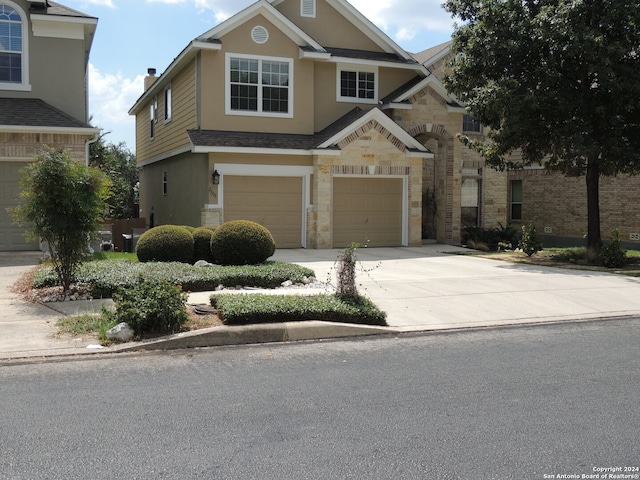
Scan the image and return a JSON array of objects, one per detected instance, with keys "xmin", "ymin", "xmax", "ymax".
[{"xmin": 64, "ymin": 0, "xmax": 456, "ymax": 152}]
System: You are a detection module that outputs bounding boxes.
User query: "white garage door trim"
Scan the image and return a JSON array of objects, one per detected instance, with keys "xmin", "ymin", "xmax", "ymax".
[
  {"xmin": 205, "ymin": 164, "xmax": 313, "ymax": 248},
  {"xmin": 333, "ymin": 174, "xmax": 409, "ymax": 246}
]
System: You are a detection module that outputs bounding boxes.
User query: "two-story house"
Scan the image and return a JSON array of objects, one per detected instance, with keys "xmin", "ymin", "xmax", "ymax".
[
  {"xmin": 130, "ymin": 0, "xmax": 507, "ymax": 249},
  {"xmin": 0, "ymin": 0, "xmax": 99, "ymax": 251}
]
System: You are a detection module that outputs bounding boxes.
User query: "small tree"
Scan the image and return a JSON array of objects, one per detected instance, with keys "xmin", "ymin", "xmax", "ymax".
[
  {"xmin": 519, "ymin": 222, "xmax": 543, "ymax": 257},
  {"xmin": 12, "ymin": 148, "xmax": 111, "ymax": 291}
]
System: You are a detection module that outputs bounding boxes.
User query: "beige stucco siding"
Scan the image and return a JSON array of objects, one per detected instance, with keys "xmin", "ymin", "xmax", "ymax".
[
  {"xmin": 275, "ymin": 0, "xmax": 383, "ymax": 51},
  {"xmin": 314, "ymin": 64, "xmax": 416, "ymax": 132},
  {"xmin": 7, "ymin": 30, "xmax": 89, "ymax": 123},
  {"xmin": 198, "ymin": 15, "xmax": 315, "ymax": 134}
]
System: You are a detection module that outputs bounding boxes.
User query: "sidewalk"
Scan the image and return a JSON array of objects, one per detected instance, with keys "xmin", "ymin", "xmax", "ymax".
[{"xmin": 3, "ymin": 246, "xmax": 640, "ymax": 361}]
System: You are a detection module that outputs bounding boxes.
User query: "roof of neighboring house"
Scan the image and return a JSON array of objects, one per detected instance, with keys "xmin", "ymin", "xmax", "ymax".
[
  {"xmin": 0, "ymin": 98, "xmax": 93, "ymax": 129},
  {"xmin": 188, "ymin": 108, "xmax": 368, "ymax": 150},
  {"xmin": 411, "ymin": 40, "xmax": 452, "ymax": 66},
  {"xmin": 29, "ymin": 1, "xmax": 97, "ymax": 19}
]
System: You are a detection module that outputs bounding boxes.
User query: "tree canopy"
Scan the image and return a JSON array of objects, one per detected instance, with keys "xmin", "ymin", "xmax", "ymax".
[
  {"xmin": 443, "ymin": 0, "xmax": 640, "ymax": 250},
  {"xmin": 89, "ymin": 134, "xmax": 138, "ymax": 219}
]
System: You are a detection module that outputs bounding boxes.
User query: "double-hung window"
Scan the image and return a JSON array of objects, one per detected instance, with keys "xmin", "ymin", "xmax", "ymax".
[
  {"xmin": 226, "ymin": 53, "xmax": 293, "ymax": 117},
  {"xmin": 149, "ymin": 96, "xmax": 158, "ymax": 139},
  {"xmin": 337, "ymin": 64, "xmax": 377, "ymax": 104},
  {"xmin": 510, "ymin": 180, "xmax": 522, "ymax": 221},
  {"xmin": 0, "ymin": 2, "xmax": 28, "ymax": 89}
]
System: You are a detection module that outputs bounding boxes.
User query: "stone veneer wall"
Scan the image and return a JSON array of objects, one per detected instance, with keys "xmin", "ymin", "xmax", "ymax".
[
  {"xmin": 311, "ymin": 126, "xmax": 423, "ymax": 249},
  {"xmin": 392, "ymin": 86, "xmax": 464, "ymax": 244},
  {"xmin": 509, "ymin": 169, "xmax": 640, "ymax": 245},
  {"xmin": 0, "ymin": 133, "xmax": 87, "ymax": 160}
]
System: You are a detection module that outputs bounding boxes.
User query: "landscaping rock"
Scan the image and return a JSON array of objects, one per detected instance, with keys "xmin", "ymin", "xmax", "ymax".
[
  {"xmin": 106, "ymin": 322, "xmax": 134, "ymax": 342},
  {"xmin": 281, "ymin": 280, "xmax": 293, "ymax": 287},
  {"xmin": 194, "ymin": 260, "xmax": 213, "ymax": 267}
]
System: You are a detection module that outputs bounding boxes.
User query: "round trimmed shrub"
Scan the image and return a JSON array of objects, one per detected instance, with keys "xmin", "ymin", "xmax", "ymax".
[
  {"xmin": 136, "ymin": 225, "xmax": 194, "ymax": 263},
  {"xmin": 192, "ymin": 227, "xmax": 215, "ymax": 263},
  {"xmin": 210, "ymin": 220, "xmax": 276, "ymax": 265},
  {"xmin": 180, "ymin": 225, "xmax": 196, "ymax": 233}
]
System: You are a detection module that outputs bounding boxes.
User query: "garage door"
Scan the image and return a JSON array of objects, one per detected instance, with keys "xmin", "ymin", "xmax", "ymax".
[
  {"xmin": 224, "ymin": 175, "xmax": 303, "ymax": 248},
  {"xmin": 0, "ymin": 162, "xmax": 38, "ymax": 251},
  {"xmin": 333, "ymin": 177, "xmax": 403, "ymax": 248}
]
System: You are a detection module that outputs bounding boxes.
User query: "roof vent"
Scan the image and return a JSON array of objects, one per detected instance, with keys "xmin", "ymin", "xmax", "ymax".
[
  {"xmin": 251, "ymin": 26, "xmax": 269, "ymax": 45},
  {"xmin": 27, "ymin": 0, "xmax": 48, "ymax": 8}
]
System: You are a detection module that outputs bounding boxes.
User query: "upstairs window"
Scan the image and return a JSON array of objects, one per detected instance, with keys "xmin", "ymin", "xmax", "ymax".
[
  {"xmin": 337, "ymin": 64, "xmax": 378, "ymax": 104},
  {"xmin": 0, "ymin": 2, "xmax": 27, "ymax": 88},
  {"xmin": 226, "ymin": 53, "xmax": 293, "ymax": 117},
  {"xmin": 164, "ymin": 84, "xmax": 172, "ymax": 122},
  {"xmin": 149, "ymin": 96, "xmax": 158, "ymax": 139},
  {"xmin": 463, "ymin": 114, "xmax": 482, "ymax": 133}
]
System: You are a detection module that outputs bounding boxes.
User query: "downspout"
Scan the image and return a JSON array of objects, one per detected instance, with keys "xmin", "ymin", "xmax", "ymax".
[{"xmin": 85, "ymin": 131, "xmax": 100, "ymax": 166}]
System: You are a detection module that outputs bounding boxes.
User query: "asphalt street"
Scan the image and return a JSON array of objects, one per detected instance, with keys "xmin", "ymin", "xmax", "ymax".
[{"xmin": 2, "ymin": 318, "xmax": 638, "ymax": 479}]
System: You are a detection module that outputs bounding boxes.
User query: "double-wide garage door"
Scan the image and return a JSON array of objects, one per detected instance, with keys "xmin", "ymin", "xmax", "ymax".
[
  {"xmin": 333, "ymin": 177, "xmax": 403, "ymax": 248},
  {"xmin": 0, "ymin": 162, "xmax": 38, "ymax": 251},
  {"xmin": 224, "ymin": 175, "xmax": 303, "ymax": 248}
]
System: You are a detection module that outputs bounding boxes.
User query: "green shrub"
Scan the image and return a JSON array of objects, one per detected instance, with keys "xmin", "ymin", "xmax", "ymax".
[
  {"xmin": 32, "ymin": 260, "xmax": 315, "ymax": 297},
  {"xmin": 136, "ymin": 225, "xmax": 194, "ymax": 263},
  {"xmin": 599, "ymin": 229, "xmax": 627, "ymax": 268},
  {"xmin": 519, "ymin": 222, "xmax": 543, "ymax": 256},
  {"xmin": 211, "ymin": 220, "xmax": 276, "ymax": 265},
  {"xmin": 463, "ymin": 223, "xmax": 517, "ymax": 251},
  {"xmin": 180, "ymin": 225, "xmax": 196, "ymax": 233},
  {"xmin": 192, "ymin": 227, "xmax": 214, "ymax": 263},
  {"xmin": 109, "ymin": 277, "xmax": 188, "ymax": 335},
  {"xmin": 211, "ymin": 293, "xmax": 386, "ymax": 326}
]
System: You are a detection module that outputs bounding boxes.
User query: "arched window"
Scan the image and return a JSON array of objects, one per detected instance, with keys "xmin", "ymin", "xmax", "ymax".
[{"xmin": 0, "ymin": 1, "xmax": 28, "ymax": 88}]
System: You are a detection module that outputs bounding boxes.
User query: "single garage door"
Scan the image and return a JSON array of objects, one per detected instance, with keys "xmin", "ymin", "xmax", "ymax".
[
  {"xmin": 224, "ymin": 175, "xmax": 303, "ymax": 248},
  {"xmin": 0, "ymin": 162, "xmax": 38, "ymax": 251},
  {"xmin": 333, "ymin": 177, "xmax": 403, "ymax": 248}
]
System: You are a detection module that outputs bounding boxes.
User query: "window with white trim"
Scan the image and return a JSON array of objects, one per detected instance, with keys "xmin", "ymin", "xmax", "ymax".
[
  {"xmin": 510, "ymin": 180, "xmax": 522, "ymax": 221},
  {"xmin": 164, "ymin": 84, "xmax": 172, "ymax": 122},
  {"xmin": 149, "ymin": 96, "xmax": 158, "ymax": 139},
  {"xmin": 0, "ymin": 1, "xmax": 28, "ymax": 88},
  {"xmin": 226, "ymin": 53, "xmax": 293, "ymax": 117},
  {"xmin": 337, "ymin": 64, "xmax": 378, "ymax": 104}
]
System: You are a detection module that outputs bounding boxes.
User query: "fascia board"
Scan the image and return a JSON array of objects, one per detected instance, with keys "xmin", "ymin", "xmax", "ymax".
[
  {"xmin": 327, "ymin": 56, "xmax": 425, "ymax": 71},
  {"xmin": 192, "ymin": 145, "xmax": 320, "ymax": 156},
  {"xmin": 0, "ymin": 125, "xmax": 100, "ymax": 135},
  {"xmin": 299, "ymin": 49, "xmax": 332, "ymax": 60},
  {"xmin": 30, "ymin": 14, "xmax": 97, "ymax": 26},
  {"xmin": 325, "ymin": 0, "xmax": 414, "ymax": 61},
  {"xmin": 381, "ymin": 102, "xmax": 412, "ymax": 110},
  {"xmin": 198, "ymin": 0, "xmax": 324, "ymax": 51},
  {"xmin": 447, "ymin": 105, "xmax": 467, "ymax": 113},
  {"xmin": 136, "ymin": 146, "xmax": 192, "ymax": 167},
  {"xmin": 393, "ymin": 74, "xmax": 455, "ymax": 105},
  {"xmin": 318, "ymin": 108, "xmax": 428, "ymax": 152}
]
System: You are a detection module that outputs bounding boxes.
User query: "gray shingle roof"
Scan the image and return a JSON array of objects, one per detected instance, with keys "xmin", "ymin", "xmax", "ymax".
[
  {"xmin": 0, "ymin": 98, "xmax": 92, "ymax": 129},
  {"xmin": 188, "ymin": 108, "xmax": 369, "ymax": 150}
]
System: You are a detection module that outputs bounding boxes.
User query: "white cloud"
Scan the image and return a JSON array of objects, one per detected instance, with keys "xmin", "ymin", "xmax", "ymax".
[
  {"xmin": 79, "ymin": 0, "xmax": 115, "ymax": 7},
  {"xmin": 351, "ymin": 0, "xmax": 454, "ymax": 42},
  {"xmin": 88, "ymin": 63, "xmax": 144, "ymax": 149}
]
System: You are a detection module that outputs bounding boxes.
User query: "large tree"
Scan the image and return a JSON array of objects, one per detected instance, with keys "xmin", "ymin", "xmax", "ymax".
[
  {"xmin": 89, "ymin": 134, "xmax": 138, "ymax": 219},
  {"xmin": 443, "ymin": 0, "xmax": 640, "ymax": 252}
]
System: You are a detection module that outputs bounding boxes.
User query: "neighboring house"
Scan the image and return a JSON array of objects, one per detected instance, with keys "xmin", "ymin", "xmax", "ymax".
[
  {"xmin": 0, "ymin": 0, "xmax": 99, "ymax": 251},
  {"xmin": 130, "ymin": 0, "xmax": 504, "ymax": 249}
]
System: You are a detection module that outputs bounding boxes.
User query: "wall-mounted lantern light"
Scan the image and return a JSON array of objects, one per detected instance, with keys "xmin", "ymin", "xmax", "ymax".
[{"xmin": 212, "ymin": 170, "xmax": 220, "ymax": 185}]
